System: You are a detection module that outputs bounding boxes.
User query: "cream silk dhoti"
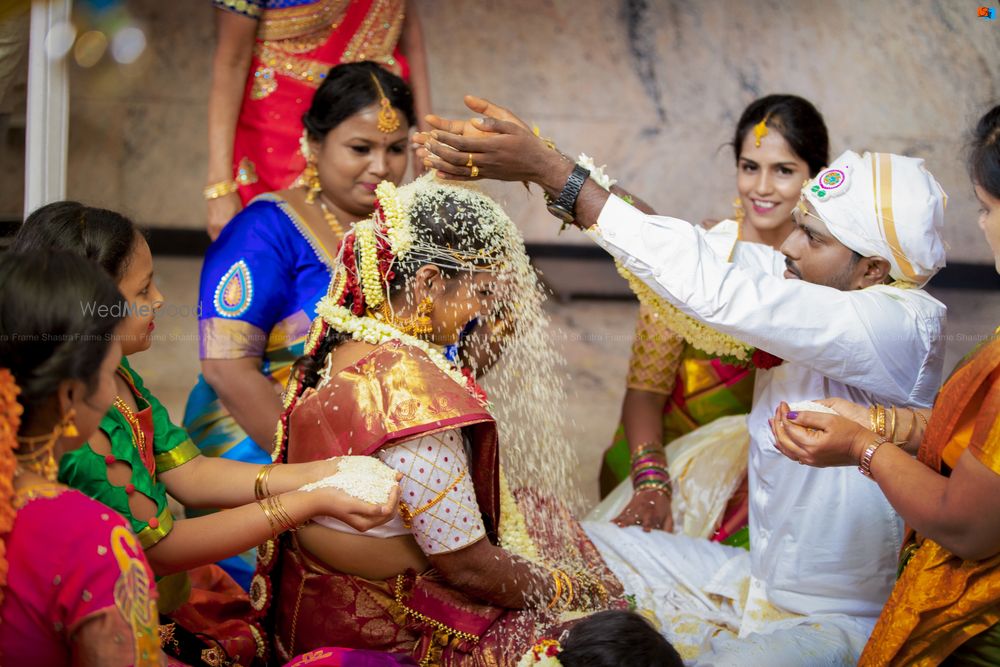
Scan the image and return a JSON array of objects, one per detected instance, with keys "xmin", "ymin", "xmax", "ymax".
[{"xmin": 583, "ymin": 521, "xmax": 873, "ymax": 666}]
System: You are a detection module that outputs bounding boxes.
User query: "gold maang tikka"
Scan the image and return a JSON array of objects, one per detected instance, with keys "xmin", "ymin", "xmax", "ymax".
[
  {"xmin": 753, "ymin": 115, "xmax": 770, "ymax": 147},
  {"xmin": 370, "ymin": 72, "xmax": 400, "ymax": 134},
  {"xmin": 15, "ymin": 408, "xmax": 78, "ymax": 481}
]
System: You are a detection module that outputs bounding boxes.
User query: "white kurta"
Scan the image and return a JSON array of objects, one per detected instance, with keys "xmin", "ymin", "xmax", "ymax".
[{"xmin": 587, "ymin": 195, "xmax": 946, "ymax": 661}]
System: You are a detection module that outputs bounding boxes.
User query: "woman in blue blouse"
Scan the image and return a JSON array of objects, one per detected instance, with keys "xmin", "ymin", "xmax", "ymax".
[{"xmin": 185, "ymin": 61, "xmax": 413, "ymax": 586}]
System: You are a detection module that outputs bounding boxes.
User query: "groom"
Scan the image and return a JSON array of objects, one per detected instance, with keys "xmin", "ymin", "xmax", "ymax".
[{"xmin": 419, "ymin": 103, "xmax": 947, "ymax": 664}]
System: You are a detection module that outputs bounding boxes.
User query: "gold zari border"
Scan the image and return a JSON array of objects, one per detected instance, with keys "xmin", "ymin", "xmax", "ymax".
[
  {"xmin": 154, "ymin": 440, "xmax": 200, "ymax": 473},
  {"xmin": 138, "ymin": 506, "xmax": 174, "ymax": 550}
]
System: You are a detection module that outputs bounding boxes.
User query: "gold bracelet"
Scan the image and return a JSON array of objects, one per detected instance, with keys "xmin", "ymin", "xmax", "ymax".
[
  {"xmin": 889, "ymin": 405, "xmax": 898, "ymax": 441},
  {"xmin": 914, "ymin": 409, "xmax": 929, "ymax": 432},
  {"xmin": 876, "ymin": 405, "xmax": 886, "ymax": 437},
  {"xmin": 869, "ymin": 405, "xmax": 878, "ymax": 433},
  {"xmin": 255, "ymin": 462, "xmax": 278, "ymax": 500},
  {"xmin": 258, "ymin": 500, "xmax": 278, "ymax": 539},
  {"xmin": 203, "ymin": 179, "xmax": 239, "ymax": 200}
]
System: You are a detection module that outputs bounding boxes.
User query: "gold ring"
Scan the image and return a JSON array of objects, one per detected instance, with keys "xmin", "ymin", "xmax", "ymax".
[
  {"xmin": 466, "ymin": 153, "xmax": 474, "ymax": 168},
  {"xmin": 470, "ymin": 165, "xmax": 480, "ymax": 178}
]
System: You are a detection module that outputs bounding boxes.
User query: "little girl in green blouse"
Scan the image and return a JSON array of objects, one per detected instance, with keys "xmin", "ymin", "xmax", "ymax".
[{"xmin": 12, "ymin": 202, "xmax": 399, "ymax": 667}]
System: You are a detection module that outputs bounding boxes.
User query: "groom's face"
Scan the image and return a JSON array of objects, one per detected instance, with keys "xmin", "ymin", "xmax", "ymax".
[{"xmin": 780, "ymin": 201, "xmax": 869, "ymax": 290}]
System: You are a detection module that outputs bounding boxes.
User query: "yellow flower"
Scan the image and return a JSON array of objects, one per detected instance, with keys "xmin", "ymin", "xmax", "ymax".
[
  {"xmin": 498, "ymin": 467, "xmax": 540, "ymax": 562},
  {"xmin": 615, "ymin": 261, "xmax": 754, "ymax": 362}
]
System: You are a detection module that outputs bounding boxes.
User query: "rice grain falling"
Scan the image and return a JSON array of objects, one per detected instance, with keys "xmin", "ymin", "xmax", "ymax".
[{"xmin": 300, "ymin": 456, "xmax": 397, "ymax": 505}]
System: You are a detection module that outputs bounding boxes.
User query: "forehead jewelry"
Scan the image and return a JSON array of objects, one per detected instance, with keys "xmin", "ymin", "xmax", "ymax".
[
  {"xmin": 370, "ymin": 72, "xmax": 400, "ymax": 134},
  {"xmin": 753, "ymin": 116, "xmax": 770, "ymax": 147}
]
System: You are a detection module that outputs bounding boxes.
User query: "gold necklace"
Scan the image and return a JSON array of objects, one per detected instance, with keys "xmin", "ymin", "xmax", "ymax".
[
  {"xmin": 113, "ymin": 396, "xmax": 147, "ymax": 461},
  {"xmin": 316, "ymin": 198, "xmax": 344, "ymax": 237},
  {"xmin": 14, "ymin": 434, "xmax": 59, "ymax": 481}
]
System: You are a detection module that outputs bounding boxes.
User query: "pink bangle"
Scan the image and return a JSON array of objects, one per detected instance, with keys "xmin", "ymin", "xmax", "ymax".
[{"xmin": 859, "ymin": 436, "xmax": 890, "ymax": 479}]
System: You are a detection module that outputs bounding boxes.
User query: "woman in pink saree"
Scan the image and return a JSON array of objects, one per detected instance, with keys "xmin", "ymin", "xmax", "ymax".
[{"xmin": 0, "ymin": 250, "xmax": 164, "ymax": 666}]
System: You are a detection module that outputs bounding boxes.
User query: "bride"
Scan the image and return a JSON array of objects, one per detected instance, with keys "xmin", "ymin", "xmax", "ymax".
[{"xmin": 247, "ymin": 176, "xmax": 625, "ymax": 665}]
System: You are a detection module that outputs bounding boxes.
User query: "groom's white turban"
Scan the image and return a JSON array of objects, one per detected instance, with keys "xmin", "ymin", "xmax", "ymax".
[{"xmin": 802, "ymin": 150, "xmax": 947, "ymax": 287}]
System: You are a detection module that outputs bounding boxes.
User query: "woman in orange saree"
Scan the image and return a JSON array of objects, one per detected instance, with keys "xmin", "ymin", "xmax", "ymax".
[
  {"xmin": 770, "ymin": 104, "xmax": 1000, "ymax": 667},
  {"xmin": 249, "ymin": 176, "xmax": 625, "ymax": 665}
]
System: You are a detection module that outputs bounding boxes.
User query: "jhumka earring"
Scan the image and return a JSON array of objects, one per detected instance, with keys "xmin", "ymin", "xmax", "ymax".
[
  {"xmin": 370, "ymin": 72, "xmax": 400, "ymax": 134},
  {"xmin": 732, "ymin": 196, "xmax": 745, "ymax": 224},
  {"xmin": 303, "ymin": 157, "xmax": 323, "ymax": 204},
  {"xmin": 413, "ymin": 296, "xmax": 434, "ymax": 337}
]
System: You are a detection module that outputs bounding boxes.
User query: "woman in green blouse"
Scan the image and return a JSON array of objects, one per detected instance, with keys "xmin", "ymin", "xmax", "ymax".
[{"xmin": 12, "ymin": 202, "xmax": 399, "ymax": 666}]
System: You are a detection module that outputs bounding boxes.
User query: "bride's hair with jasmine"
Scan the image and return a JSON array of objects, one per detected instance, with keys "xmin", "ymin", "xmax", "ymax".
[
  {"xmin": 301, "ymin": 177, "xmax": 589, "ymax": 570},
  {"xmin": 296, "ymin": 176, "xmax": 524, "ymax": 385}
]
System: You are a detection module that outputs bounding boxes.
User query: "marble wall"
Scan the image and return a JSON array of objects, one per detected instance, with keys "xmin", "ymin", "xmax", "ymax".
[{"xmin": 13, "ymin": 0, "xmax": 1000, "ymax": 261}]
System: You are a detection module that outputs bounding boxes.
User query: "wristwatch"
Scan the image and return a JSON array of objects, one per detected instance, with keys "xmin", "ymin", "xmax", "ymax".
[{"xmin": 546, "ymin": 164, "xmax": 591, "ymax": 223}]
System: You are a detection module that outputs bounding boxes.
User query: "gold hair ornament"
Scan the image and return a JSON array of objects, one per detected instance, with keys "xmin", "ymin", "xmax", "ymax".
[
  {"xmin": 370, "ymin": 73, "xmax": 400, "ymax": 134},
  {"xmin": 753, "ymin": 116, "xmax": 770, "ymax": 147}
]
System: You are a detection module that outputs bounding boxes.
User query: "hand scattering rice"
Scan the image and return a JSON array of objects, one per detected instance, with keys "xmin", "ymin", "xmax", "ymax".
[
  {"xmin": 299, "ymin": 456, "xmax": 397, "ymax": 505},
  {"xmin": 786, "ymin": 400, "xmax": 838, "ymax": 415}
]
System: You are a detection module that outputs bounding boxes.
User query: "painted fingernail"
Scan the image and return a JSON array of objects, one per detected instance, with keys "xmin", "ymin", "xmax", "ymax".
[{"xmin": 787, "ymin": 411, "xmax": 798, "ymax": 419}]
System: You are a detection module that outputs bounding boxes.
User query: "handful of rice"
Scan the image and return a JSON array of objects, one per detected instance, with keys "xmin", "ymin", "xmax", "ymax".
[
  {"xmin": 786, "ymin": 400, "xmax": 838, "ymax": 415},
  {"xmin": 300, "ymin": 456, "xmax": 397, "ymax": 505}
]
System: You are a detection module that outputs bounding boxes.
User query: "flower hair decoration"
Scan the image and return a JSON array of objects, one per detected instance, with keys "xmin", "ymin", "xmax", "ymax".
[
  {"xmin": 317, "ymin": 176, "xmax": 512, "ymax": 404},
  {"xmin": 328, "ymin": 179, "xmax": 414, "ymax": 315},
  {"xmin": 0, "ymin": 369, "xmax": 23, "ymax": 608},
  {"xmin": 517, "ymin": 639, "xmax": 563, "ymax": 667}
]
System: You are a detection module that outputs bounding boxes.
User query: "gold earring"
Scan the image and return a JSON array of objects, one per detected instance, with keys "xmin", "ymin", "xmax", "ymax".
[
  {"xmin": 62, "ymin": 408, "xmax": 79, "ymax": 438},
  {"xmin": 732, "ymin": 196, "xmax": 745, "ymax": 223},
  {"xmin": 413, "ymin": 296, "xmax": 434, "ymax": 337},
  {"xmin": 304, "ymin": 157, "xmax": 322, "ymax": 204}
]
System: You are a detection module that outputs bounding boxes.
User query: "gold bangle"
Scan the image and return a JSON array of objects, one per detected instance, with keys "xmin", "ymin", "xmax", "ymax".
[
  {"xmin": 203, "ymin": 179, "xmax": 239, "ymax": 200},
  {"xmin": 255, "ymin": 462, "xmax": 278, "ymax": 500},
  {"xmin": 914, "ymin": 409, "xmax": 929, "ymax": 432},
  {"xmin": 258, "ymin": 500, "xmax": 278, "ymax": 539},
  {"xmin": 899, "ymin": 408, "xmax": 916, "ymax": 446},
  {"xmin": 876, "ymin": 405, "xmax": 886, "ymax": 437},
  {"xmin": 889, "ymin": 406, "xmax": 897, "ymax": 441},
  {"xmin": 268, "ymin": 495, "xmax": 299, "ymax": 533},
  {"xmin": 869, "ymin": 405, "xmax": 877, "ymax": 433}
]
